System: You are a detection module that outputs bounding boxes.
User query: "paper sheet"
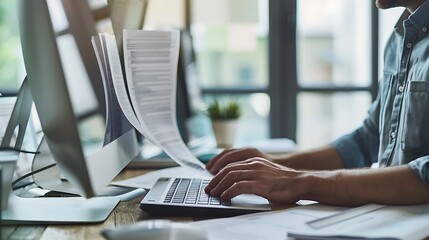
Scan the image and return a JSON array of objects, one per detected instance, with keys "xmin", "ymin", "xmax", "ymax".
[
  {"xmin": 123, "ymin": 30, "xmax": 209, "ymax": 176},
  {"xmin": 92, "ymin": 34, "xmax": 133, "ymax": 145},
  {"xmin": 288, "ymin": 204, "xmax": 429, "ymax": 240},
  {"xmin": 94, "ymin": 31, "xmax": 209, "ymax": 177},
  {"xmin": 191, "ymin": 204, "xmax": 346, "ymax": 240},
  {"xmin": 111, "ymin": 166, "xmax": 200, "ymax": 189},
  {"xmin": 191, "ymin": 202, "xmax": 429, "ymax": 240},
  {"xmin": 306, "ymin": 203, "xmax": 385, "ymax": 229},
  {"xmin": 99, "ymin": 33, "xmax": 156, "ymax": 144}
]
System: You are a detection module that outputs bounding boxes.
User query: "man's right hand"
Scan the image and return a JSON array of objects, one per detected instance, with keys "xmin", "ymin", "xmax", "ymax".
[
  {"xmin": 205, "ymin": 157, "xmax": 305, "ymax": 204},
  {"xmin": 206, "ymin": 148, "xmax": 272, "ymax": 174}
]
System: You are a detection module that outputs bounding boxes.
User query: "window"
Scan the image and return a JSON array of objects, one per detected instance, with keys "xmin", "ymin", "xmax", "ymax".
[
  {"xmin": 378, "ymin": 7, "xmax": 404, "ymax": 79},
  {"xmin": 189, "ymin": 0, "xmax": 379, "ymax": 148},
  {"xmin": 2, "ymin": 0, "xmax": 383, "ymax": 151},
  {"xmin": 0, "ymin": 1, "xmax": 26, "ymax": 94},
  {"xmin": 294, "ymin": 0, "xmax": 378, "ymax": 149},
  {"xmin": 190, "ymin": 0, "xmax": 270, "ymax": 145}
]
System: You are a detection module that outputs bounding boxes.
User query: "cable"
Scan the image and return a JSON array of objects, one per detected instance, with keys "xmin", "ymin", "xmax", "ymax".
[
  {"xmin": 12, "ymin": 181, "xmax": 36, "ymax": 190},
  {"xmin": 11, "ymin": 163, "xmax": 57, "ymax": 190},
  {"xmin": 1, "ymin": 146, "xmax": 46, "ymax": 190},
  {"xmin": 2, "ymin": 147, "xmax": 58, "ymax": 191},
  {"xmin": 0, "ymin": 147, "xmax": 40, "ymax": 154}
]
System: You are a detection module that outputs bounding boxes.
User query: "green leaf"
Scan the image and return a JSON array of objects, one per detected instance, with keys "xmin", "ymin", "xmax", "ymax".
[{"xmin": 207, "ymin": 98, "xmax": 242, "ymax": 120}]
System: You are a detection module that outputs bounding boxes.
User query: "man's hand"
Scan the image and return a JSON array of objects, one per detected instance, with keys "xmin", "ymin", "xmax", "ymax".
[
  {"xmin": 206, "ymin": 148, "xmax": 272, "ymax": 174},
  {"xmin": 205, "ymin": 158, "xmax": 306, "ymax": 204},
  {"xmin": 205, "ymin": 159, "xmax": 429, "ymax": 206}
]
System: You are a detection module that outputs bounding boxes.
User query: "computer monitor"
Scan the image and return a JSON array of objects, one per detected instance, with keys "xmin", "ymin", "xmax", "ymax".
[
  {"xmin": 177, "ymin": 30, "xmax": 210, "ymax": 142},
  {"xmin": 17, "ymin": 0, "xmax": 139, "ymax": 198},
  {"xmin": 178, "ymin": 30, "xmax": 205, "ymax": 116}
]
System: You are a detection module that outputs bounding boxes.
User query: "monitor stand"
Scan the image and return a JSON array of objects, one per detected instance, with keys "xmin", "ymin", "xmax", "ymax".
[
  {"xmin": 1, "ymin": 152, "xmax": 145, "ymax": 224},
  {"xmin": 0, "ymin": 78, "xmax": 145, "ymax": 224},
  {"xmin": 2, "ymin": 194, "xmax": 119, "ymax": 225},
  {"xmin": 0, "ymin": 147, "xmax": 119, "ymax": 224},
  {"xmin": 1, "ymin": 152, "xmax": 145, "ymax": 225}
]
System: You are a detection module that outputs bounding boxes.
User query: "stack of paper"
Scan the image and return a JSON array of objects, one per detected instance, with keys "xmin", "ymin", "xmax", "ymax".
[
  {"xmin": 190, "ymin": 203, "xmax": 429, "ymax": 240},
  {"xmin": 91, "ymin": 30, "xmax": 210, "ymax": 177},
  {"xmin": 91, "ymin": 33, "xmax": 133, "ymax": 145},
  {"xmin": 288, "ymin": 203, "xmax": 429, "ymax": 240}
]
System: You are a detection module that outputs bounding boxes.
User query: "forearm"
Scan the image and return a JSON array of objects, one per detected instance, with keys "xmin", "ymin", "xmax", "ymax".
[
  {"xmin": 299, "ymin": 165, "xmax": 429, "ymax": 206},
  {"xmin": 272, "ymin": 146, "xmax": 344, "ymax": 171}
]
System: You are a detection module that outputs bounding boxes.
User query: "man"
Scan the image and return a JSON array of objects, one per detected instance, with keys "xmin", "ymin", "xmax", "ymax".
[{"xmin": 205, "ymin": 0, "xmax": 429, "ymax": 206}]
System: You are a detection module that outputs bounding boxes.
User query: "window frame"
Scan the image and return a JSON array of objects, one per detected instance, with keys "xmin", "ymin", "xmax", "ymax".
[
  {"xmin": 187, "ymin": 0, "xmax": 379, "ymax": 141},
  {"xmin": 1, "ymin": 1, "xmax": 108, "ymax": 121},
  {"xmin": 3, "ymin": 0, "xmax": 380, "ymax": 142},
  {"xmin": 197, "ymin": 0, "xmax": 379, "ymax": 141},
  {"xmin": 268, "ymin": 0, "xmax": 379, "ymax": 141}
]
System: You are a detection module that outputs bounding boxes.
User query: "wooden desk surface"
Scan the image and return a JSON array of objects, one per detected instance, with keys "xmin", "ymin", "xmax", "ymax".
[
  {"xmin": 5, "ymin": 168, "xmax": 423, "ymax": 240},
  {"xmin": 1, "ymin": 169, "xmax": 194, "ymax": 240}
]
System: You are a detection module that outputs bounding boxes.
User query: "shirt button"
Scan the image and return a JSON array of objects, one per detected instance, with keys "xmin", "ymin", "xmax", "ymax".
[
  {"xmin": 423, "ymin": 27, "xmax": 427, "ymax": 32},
  {"xmin": 398, "ymin": 85, "xmax": 404, "ymax": 92},
  {"xmin": 406, "ymin": 43, "xmax": 413, "ymax": 49},
  {"xmin": 391, "ymin": 131, "xmax": 396, "ymax": 139}
]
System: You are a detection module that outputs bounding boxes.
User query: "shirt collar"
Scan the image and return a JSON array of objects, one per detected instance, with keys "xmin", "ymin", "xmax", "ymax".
[
  {"xmin": 394, "ymin": 11, "xmax": 410, "ymax": 36},
  {"xmin": 394, "ymin": 0, "xmax": 429, "ymax": 35}
]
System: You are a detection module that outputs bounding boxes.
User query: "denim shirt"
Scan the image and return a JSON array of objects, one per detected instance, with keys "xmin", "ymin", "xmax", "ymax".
[{"xmin": 331, "ymin": 0, "xmax": 429, "ymax": 182}]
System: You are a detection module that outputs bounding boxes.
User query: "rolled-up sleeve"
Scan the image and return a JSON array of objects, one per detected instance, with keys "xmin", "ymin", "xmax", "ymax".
[
  {"xmin": 330, "ymin": 98, "xmax": 380, "ymax": 169},
  {"xmin": 409, "ymin": 158, "xmax": 429, "ymax": 183}
]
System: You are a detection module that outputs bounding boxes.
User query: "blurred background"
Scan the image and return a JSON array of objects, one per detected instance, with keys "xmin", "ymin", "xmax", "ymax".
[{"xmin": 0, "ymin": 0, "xmax": 404, "ymax": 150}]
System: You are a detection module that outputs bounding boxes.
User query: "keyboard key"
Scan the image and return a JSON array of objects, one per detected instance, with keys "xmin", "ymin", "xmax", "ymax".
[
  {"xmin": 210, "ymin": 198, "xmax": 221, "ymax": 205},
  {"xmin": 163, "ymin": 178, "xmax": 232, "ymax": 208},
  {"xmin": 185, "ymin": 199, "xmax": 197, "ymax": 204}
]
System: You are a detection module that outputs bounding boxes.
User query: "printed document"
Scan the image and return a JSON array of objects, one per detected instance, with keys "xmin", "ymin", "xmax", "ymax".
[
  {"xmin": 191, "ymin": 203, "xmax": 429, "ymax": 240},
  {"xmin": 92, "ymin": 30, "xmax": 209, "ymax": 176},
  {"xmin": 122, "ymin": 30, "xmax": 208, "ymax": 175},
  {"xmin": 92, "ymin": 34, "xmax": 133, "ymax": 145},
  {"xmin": 191, "ymin": 204, "xmax": 345, "ymax": 240},
  {"xmin": 288, "ymin": 203, "xmax": 429, "ymax": 240}
]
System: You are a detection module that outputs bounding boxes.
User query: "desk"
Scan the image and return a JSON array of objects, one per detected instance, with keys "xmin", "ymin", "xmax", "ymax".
[
  {"xmin": 5, "ymin": 168, "xmax": 426, "ymax": 240},
  {"xmin": 0, "ymin": 169, "xmax": 194, "ymax": 240}
]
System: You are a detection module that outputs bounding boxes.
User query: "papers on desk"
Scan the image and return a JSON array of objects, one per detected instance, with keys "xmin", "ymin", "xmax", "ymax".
[
  {"xmin": 191, "ymin": 202, "xmax": 429, "ymax": 240},
  {"xmin": 111, "ymin": 166, "xmax": 198, "ymax": 189},
  {"xmin": 191, "ymin": 203, "xmax": 346, "ymax": 240},
  {"xmin": 288, "ymin": 203, "xmax": 429, "ymax": 240},
  {"xmin": 91, "ymin": 30, "xmax": 210, "ymax": 177}
]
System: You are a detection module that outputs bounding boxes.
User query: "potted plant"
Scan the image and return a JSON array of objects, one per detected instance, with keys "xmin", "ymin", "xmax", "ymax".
[{"xmin": 207, "ymin": 99, "xmax": 242, "ymax": 148}]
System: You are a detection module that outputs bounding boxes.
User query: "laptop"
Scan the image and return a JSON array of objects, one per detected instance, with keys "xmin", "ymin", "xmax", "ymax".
[{"xmin": 140, "ymin": 176, "xmax": 271, "ymax": 217}]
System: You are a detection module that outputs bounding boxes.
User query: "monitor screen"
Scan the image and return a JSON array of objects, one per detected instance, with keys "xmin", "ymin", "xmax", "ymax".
[{"xmin": 17, "ymin": 0, "xmax": 139, "ymax": 198}]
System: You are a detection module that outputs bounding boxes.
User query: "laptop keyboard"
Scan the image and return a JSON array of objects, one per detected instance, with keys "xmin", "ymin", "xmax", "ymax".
[{"xmin": 163, "ymin": 178, "xmax": 231, "ymax": 206}]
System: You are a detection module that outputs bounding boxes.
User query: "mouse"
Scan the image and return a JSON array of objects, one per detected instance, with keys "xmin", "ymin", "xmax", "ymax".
[{"xmin": 102, "ymin": 219, "xmax": 207, "ymax": 240}]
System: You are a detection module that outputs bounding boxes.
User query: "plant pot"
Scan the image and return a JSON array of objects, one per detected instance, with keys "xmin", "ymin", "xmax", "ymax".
[{"xmin": 211, "ymin": 119, "xmax": 238, "ymax": 148}]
